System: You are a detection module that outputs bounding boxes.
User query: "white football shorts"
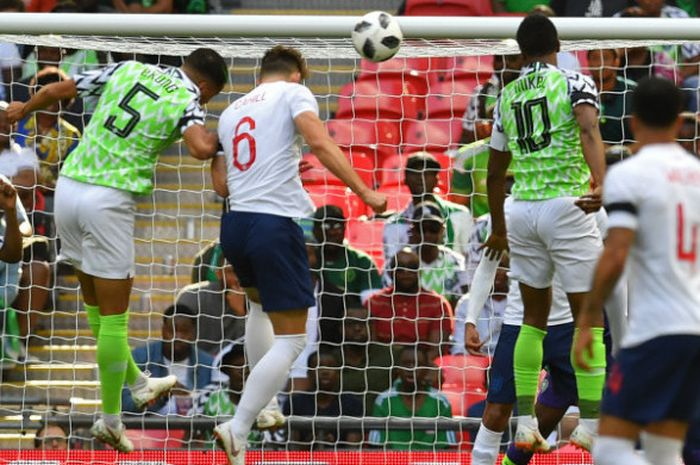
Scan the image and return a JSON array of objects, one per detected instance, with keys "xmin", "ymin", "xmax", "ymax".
[
  {"xmin": 54, "ymin": 176, "xmax": 136, "ymax": 279},
  {"xmin": 506, "ymin": 197, "xmax": 602, "ymax": 293}
]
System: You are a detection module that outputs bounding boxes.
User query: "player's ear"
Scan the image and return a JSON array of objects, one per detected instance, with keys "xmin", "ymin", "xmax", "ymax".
[
  {"xmin": 672, "ymin": 115, "xmax": 685, "ymax": 136},
  {"xmin": 289, "ymin": 71, "xmax": 302, "ymax": 83},
  {"xmin": 555, "ymin": 38, "xmax": 561, "ymax": 54},
  {"xmin": 629, "ymin": 114, "xmax": 639, "ymax": 136}
]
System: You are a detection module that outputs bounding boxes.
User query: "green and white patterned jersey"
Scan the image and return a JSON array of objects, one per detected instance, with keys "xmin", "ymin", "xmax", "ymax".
[
  {"xmin": 490, "ymin": 62, "xmax": 599, "ymax": 200},
  {"xmin": 62, "ymin": 61, "xmax": 205, "ymax": 194}
]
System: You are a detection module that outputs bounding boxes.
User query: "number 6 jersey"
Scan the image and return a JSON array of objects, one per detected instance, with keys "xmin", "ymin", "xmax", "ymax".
[
  {"xmin": 490, "ymin": 62, "xmax": 599, "ymax": 201},
  {"xmin": 604, "ymin": 143, "xmax": 700, "ymax": 348},
  {"xmin": 218, "ymin": 80, "xmax": 318, "ymax": 218},
  {"xmin": 63, "ymin": 61, "xmax": 205, "ymax": 195}
]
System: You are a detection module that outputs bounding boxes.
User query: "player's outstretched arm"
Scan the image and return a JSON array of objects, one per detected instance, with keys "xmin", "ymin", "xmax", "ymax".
[
  {"xmin": 183, "ymin": 124, "xmax": 219, "ymax": 161},
  {"xmin": 484, "ymin": 147, "xmax": 511, "ymax": 260},
  {"xmin": 294, "ymin": 111, "xmax": 387, "ymax": 214},
  {"xmin": 6, "ymin": 80, "xmax": 77, "ymax": 124},
  {"xmin": 574, "ymin": 104, "xmax": 606, "ymax": 212},
  {"xmin": 574, "ymin": 227, "xmax": 634, "ymax": 369}
]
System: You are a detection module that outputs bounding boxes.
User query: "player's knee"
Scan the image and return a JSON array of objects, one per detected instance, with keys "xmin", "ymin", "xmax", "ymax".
[
  {"xmin": 641, "ymin": 432, "xmax": 683, "ymax": 465},
  {"xmin": 593, "ymin": 436, "xmax": 640, "ymax": 465}
]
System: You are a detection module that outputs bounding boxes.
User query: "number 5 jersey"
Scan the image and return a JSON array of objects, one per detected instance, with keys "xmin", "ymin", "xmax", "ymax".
[
  {"xmin": 218, "ymin": 80, "xmax": 318, "ymax": 218},
  {"xmin": 64, "ymin": 61, "xmax": 205, "ymax": 195},
  {"xmin": 490, "ymin": 61, "xmax": 600, "ymax": 201}
]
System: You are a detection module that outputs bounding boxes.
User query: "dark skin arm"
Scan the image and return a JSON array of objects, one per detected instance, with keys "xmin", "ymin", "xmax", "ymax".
[
  {"xmin": 573, "ymin": 103, "xmax": 606, "ymax": 214},
  {"xmin": 483, "ymin": 147, "xmax": 511, "ymax": 260},
  {"xmin": 0, "ymin": 180, "xmax": 23, "ymax": 264},
  {"xmin": 6, "ymin": 80, "xmax": 77, "ymax": 123},
  {"xmin": 574, "ymin": 228, "xmax": 635, "ymax": 369}
]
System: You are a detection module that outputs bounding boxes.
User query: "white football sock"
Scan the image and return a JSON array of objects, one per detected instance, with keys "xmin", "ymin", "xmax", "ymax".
[
  {"xmin": 230, "ymin": 334, "xmax": 306, "ymax": 441},
  {"xmin": 245, "ymin": 301, "xmax": 275, "ymax": 369},
  {"xmin": 593, "ymin": 436, "xmax": 649, "ymax": 465},
  {"xmin": 641, "ymin": 431, "xmax": 683, "ymax": 465},
  {"xmin": 471, "ymin": 423, "xmax": 503, "ymax": 465}
]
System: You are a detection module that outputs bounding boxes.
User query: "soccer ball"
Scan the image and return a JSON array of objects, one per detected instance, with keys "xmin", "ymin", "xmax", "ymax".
[{"xmin": 351, "ymin": 11, "xmax": 403, "ymax": 62}]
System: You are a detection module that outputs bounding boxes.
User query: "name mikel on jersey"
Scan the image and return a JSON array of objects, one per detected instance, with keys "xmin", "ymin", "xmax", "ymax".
[{"xmin": 513, "ymin": 73, "xmax": 545, "ymax": 94}]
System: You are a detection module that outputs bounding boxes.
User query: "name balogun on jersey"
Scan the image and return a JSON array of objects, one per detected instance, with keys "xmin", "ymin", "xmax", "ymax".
[{"xmin": 139, "ymin": 68, "xmax": 180, "ymax": 94}]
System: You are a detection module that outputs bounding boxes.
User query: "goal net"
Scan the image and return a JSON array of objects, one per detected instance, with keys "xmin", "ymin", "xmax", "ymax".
[{"xmin": 0, "ymin": 14, "xmax": 697, "ymax": 464}]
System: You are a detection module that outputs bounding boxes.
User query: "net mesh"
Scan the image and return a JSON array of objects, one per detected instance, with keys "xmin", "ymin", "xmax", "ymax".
[{"xmin": 0, "ymin": 32, "xmax": 695, "ymax": 463}]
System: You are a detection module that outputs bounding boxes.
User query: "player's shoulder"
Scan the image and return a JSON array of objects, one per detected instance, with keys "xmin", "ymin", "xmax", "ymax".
[{"xmin": 560, "ymin": 67, "xmax": 596, "ymax": 93}]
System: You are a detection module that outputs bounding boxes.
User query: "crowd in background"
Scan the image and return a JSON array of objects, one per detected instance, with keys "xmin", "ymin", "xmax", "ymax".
[{"xmin": 1, "ymin": 0, "xmax": 700, "ymax": 453}]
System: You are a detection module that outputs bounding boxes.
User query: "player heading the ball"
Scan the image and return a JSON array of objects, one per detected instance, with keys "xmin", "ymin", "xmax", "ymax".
[
  {"xmin": 210, "ymin": 45, "xmax": 386, "ymax": 465},
  {"xmin": 6, "ymin": 47, "xmax": 229, "ymax": 452}
]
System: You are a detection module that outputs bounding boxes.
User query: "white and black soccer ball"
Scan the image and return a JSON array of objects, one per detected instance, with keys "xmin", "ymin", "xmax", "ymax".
[{"xmin": 351, "ymin": 11, "xmax": 403, "ymax": 62}]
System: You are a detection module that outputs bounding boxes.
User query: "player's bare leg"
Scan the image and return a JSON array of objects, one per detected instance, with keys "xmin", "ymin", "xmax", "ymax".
[
  {"xmin": 215, "ymin": 288, "xmax": 307, "ymax": 465},
  {"xmin": 568, "ymin": 292, "xmax": 606, "ymax": 451},
  {"xmin": 512, "ymin": 284, "xmax": 551, "ymax": 452}
]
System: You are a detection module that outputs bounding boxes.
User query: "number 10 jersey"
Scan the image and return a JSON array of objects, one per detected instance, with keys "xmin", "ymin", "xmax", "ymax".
[
  {"xmin": 218, "ymin": 80, "xmax": 318, "ymax": 218},
  {"xmin": 63, "ymin": 61, "xmax": 204, "ymax": 195},
  {"xmin": 490, "ymin": 62, "xmax": 600, "ymax": 201}
]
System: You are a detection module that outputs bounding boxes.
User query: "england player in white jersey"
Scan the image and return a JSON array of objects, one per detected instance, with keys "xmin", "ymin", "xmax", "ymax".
[
  {"xmin": 575, "ymin": 77, "xmax": 700, "ymax": 465},
  {"xmin": 210, "ymin": 46, "xmax": 386, "ymax": 465}
]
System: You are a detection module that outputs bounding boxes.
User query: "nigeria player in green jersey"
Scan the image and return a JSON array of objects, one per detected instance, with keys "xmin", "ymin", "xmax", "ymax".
[
  {"xmin": 7, "ymin": 48, "xmax": 228, "ymax": 452},
  {"xmin": 483, "ymin": 14, "xmax": 607, "ymax": 454}
]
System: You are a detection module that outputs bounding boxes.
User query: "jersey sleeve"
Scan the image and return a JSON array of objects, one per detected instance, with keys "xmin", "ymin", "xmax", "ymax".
[
  {"xmin": 566, "ymin": 71, "xmax": 599, "ymax": 110},
  {"xmin": 72, "ymin": 61, "xmax": 126, "ymax": 98},
  {"xmin": 604, "ymin": 164, "xmax": 642, "ymax": 231},
  {"xmin": 286, "ymin": 84, "xmax": 319, "ymax": 119},
  {"xmin": 489, "ymin": 96, "xmax": 509, "ymax": 152},
  {"xmin": 176, "ymin": 97, "xmax": 206, "ymax": 135},
  {"xmin": 462, "ymin": 86, "xmax": 481, "ymax": 132}
]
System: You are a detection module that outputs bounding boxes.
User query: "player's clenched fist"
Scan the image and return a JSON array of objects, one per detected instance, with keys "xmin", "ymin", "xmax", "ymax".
[
  {"xmin": 5, "ymin": 102, "xmax": 26, "ymax": 124},
  {"xmin": 0, "ymin": 178, "xmax": 17, "ymax": 211},
  {"xmin": 361, "ymin": 190, "xmax": 387, "ymax": 214}
]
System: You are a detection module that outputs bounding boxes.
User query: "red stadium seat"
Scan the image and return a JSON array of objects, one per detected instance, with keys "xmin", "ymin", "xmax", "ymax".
[
  {"xmin": 425, "ymin": 80, "xmax": 473, "ymax": 120},
  {"xmin": 326, "ymin": 118, "xmax": 401, "ymax": 150},
  {"xmin": 429, "ymin": 55, "xmax": 494, "ymax": 88},
  {"xmin": 377, "ymin": 153, "xmax": 406, "ymax": 188},
  {"xmin": 346, "ymin": 219, "xmax": 386, "ymax": 270},
  {"xmin": 301, "ymin": 152, "xmax": 374, "ymax": 188},
  {"xmin": 434, "ymin": 354, "xmax": 491, "ymax": 390},
  {"xmin": 441, "ymin": 383, "xmax": 488, "ymax": 417},
  {"xmin": 377, "ymin": 184, "xmax": 412, "ymax": 214},
  {"xmin": 357, "ymin": 58, "xmax": 430, "ymax": 97},
  {"xmin": 336, "ymin": 80, "xmax": 424, "ymax": 120},
  {"xmin": 305, "ymin": 185, "xmax": 367, "ymax": 219},
  {"xmin": 402, "ymin": 119, "xmax": 463, "ymax": 153},
  {"xmin": 404, "ymin": 0, "xmax": 493, "ymax": 16}
]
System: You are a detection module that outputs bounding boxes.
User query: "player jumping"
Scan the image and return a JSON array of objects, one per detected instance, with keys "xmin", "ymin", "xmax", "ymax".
[
  {"xmin": 7, "ymin": 48, "xmax": 228, "ymax": 451},
  {"xmin": 210, "ymin": 45, "xmax": 386, "ymax": 465}
]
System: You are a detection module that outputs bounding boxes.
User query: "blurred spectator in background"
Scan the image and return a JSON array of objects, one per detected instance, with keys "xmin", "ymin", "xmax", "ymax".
[
  {"xmin": 0, "ymin": 149, "xmax": 53, "ymax": 353},
  {"xmin": 369, "ymin": 346, "xmax": 456, "ymax": 451},
  {"xmin": 587, "ymin": 49, "xmax": 636, "ymax": 145},
  {"xmin": 384, "ymin": 153, "xmax": 472, "ymax": 261},
  {"xmin": 0, "ymin": 0, "xmax": 23, "ymax": 103},
  {"xmin": 492, "ymin": 0, "xmax": 549, "ymax": 13},
  {"xmin": 340, "ymin": 305, "xmax": 395, "ymax": 414},
  {"xmin": 679, "ymin": 111, "xmax": 700, "ymax": 156},
  {"xmin": 460, "ymin": 54, "xmax": 523, "ymax": 146},
  {"xmin": 550, "ymin": 0, "xmax": 632, "ymax": 17},
  {"xmin": 405, "ymin": 201, "xmax": 468, "ymax": 307},
  {"xmin": 313, "ymin": 205, "xmax": 382, "ymax": 303},
  {"xmin": 14, "ymin": 67, "xmax": 80, "ymax": 205},
  {"xmin": 285, "ymin": 348, "xmax": 363, "ymax": 450},
  {"xmin": 11, "ymin": 46, "xmax": 86, "ymax": 131},
  {"xmin": 615, "ymin": 1, "xmax": 700, "ymax": 109},
  {"xmin": 605, "ymin": 144, "xmax": 633, "ymax": 167},
  {"xmin": 194, "ymin": 342, "xmax": 246, "ymax": 417},
  {"xmin": 122, "ymin": 304, "xmax": 214, "ymax": 414},
  {"xmin": 176, "ymin": 263, "xmax": 246, "ymax": 356},
  {"xmin": 34, "ymin": 422, "xmax": 68, "ymax": 450},
  {"xmin": 453, "ymin": 254, "xmax": 509, "ymax": 356},
  {"xmin": 454, "ymin": 54, "xmax": 522, "ymax": 216},
  {"xmin": 368, "ymin": 248, "xmax": 453, "ymax": 360}
]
